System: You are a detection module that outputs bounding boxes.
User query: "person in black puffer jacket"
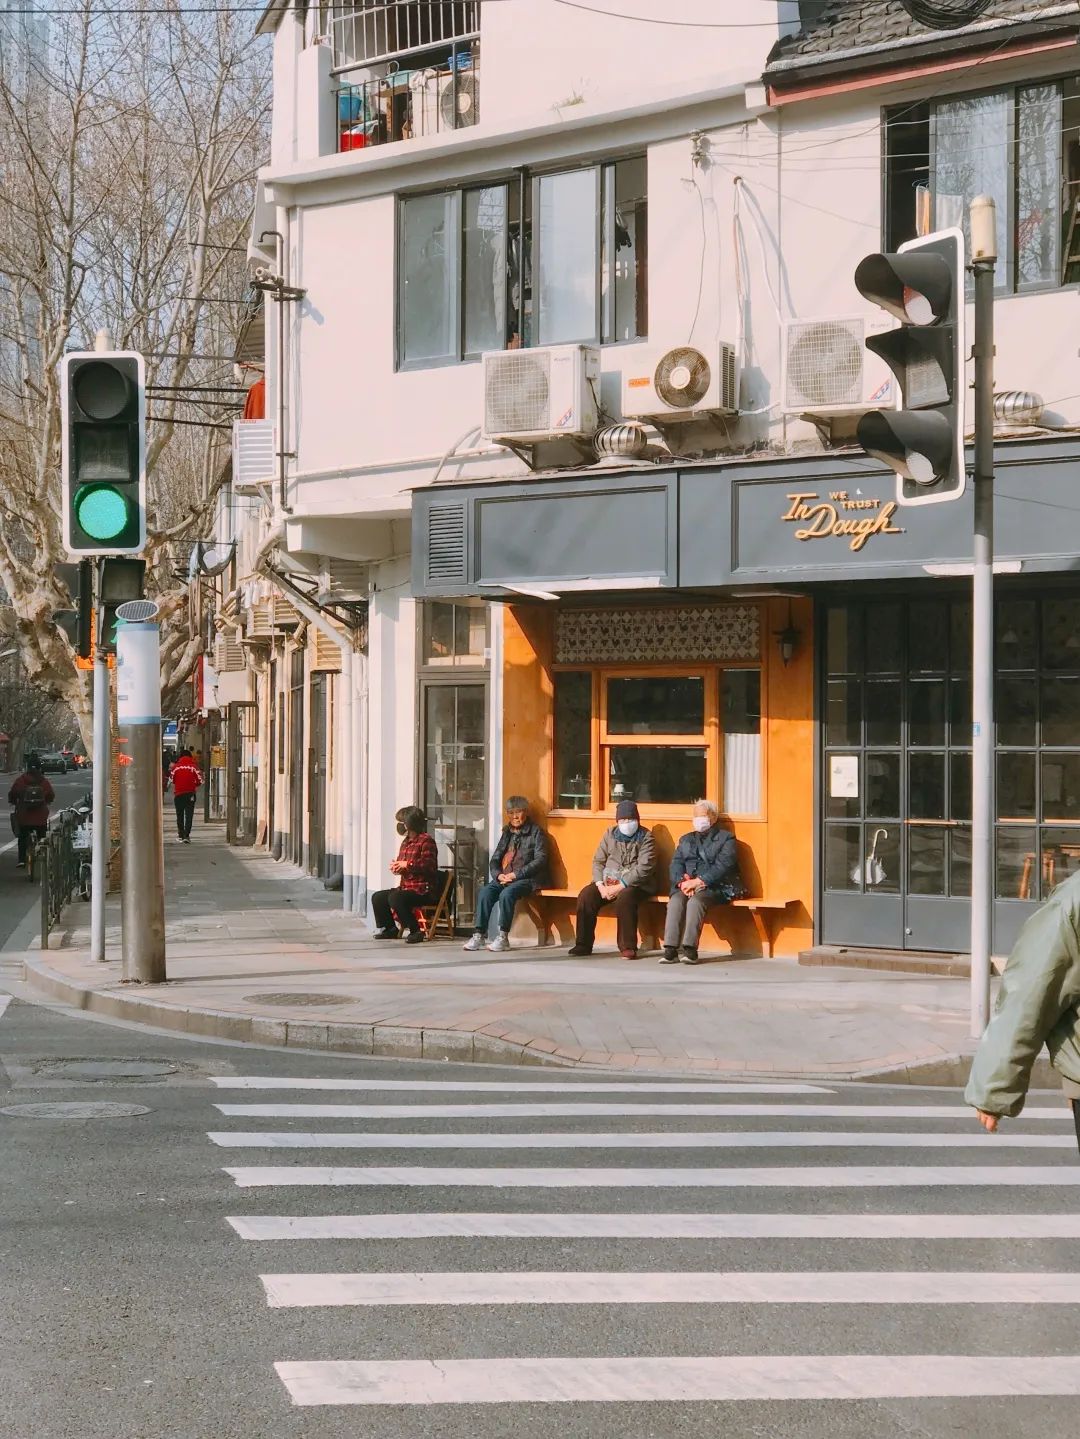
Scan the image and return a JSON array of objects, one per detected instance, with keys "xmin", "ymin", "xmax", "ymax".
[{"xmin": 661, "ymin": 800, "xmax": 741, "ymax": 966}]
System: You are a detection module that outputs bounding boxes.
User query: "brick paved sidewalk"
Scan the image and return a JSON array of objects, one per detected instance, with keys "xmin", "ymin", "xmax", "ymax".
[{"xmin": 14, "ymin": 825, "xmax": 987, "ymax": 1082}]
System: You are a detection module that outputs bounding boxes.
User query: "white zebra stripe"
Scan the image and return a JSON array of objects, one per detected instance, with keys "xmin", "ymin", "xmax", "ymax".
[
  {"xmin": 210, "ymin": 1077, "xmax": 832, "ymax": 1094},
  {"xmin": 260, "ymin": 1269, "xmax": 1080, "ymax": 1308},
  {"xmin": 275, "ymin": 1354, "xmax": 1080, "ymax": 1406},
  {"xmin": 228, "ymin": 1211, "xmax": 1080, "ymax": 1241},
  {"xmin": 223, "ymin": 1164, "xmax": 1080, "ymax": 1188},
  {"xmin": 212, "ymin": 1102, "xmax": 1075, "ymax": 1121},
  {"xmin": 207, "ymin": 1129, "xmax": 1076, "ymax": 1150}
]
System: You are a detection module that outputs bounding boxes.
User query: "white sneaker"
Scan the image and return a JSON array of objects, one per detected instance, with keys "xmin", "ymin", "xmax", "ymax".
[
  {"xmin": 487, "ymin": 933, "xmax": 510, "ymax": 952},
  {"xmin": 462, "ymin": 932, "xmax": 485, "ymax": 951}
]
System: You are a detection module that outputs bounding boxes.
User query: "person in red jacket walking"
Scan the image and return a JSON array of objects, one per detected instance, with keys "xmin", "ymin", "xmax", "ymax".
[
  {"xmin": 8, "ymin": 756, "xmax": 54, "ymax": 867},
  {"xmin": 167, "ymin": 748, "xmax": 203, "ymax": 843}
]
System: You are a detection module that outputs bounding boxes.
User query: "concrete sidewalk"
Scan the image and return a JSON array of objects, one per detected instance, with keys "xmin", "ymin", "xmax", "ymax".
[{"xmin": 12, "ymin": 826, "xmax": 992, "ymax": 1083}]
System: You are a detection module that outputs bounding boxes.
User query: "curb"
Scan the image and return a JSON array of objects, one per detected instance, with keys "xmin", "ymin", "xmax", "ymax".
[{"xmin": 18, "ymin": 950, "xmax": 1010, "ymax": 1085}]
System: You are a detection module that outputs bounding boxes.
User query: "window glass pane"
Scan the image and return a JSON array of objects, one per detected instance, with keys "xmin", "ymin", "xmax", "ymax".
[
  {"xmin": 998, "ymin": 751, "xmax": 1036, "ymax": 818},
  {"xmin": 1043, "ymin": 676, "xmax": 1080, "ymax": 747},
  {"xmin": 1040, "ymin": 828, "xmax": 1080, "ymax": 894},
  {"xmin": 866, "ymin": 679, "xmax": 901, "ymax": 746},
  {"xmin": 861, "ymin": 824, "xmax": 899, "ymax": 893},
  {"xmin": 453, "ymin": 604, "xmax": 488, "ymax": 662},
  {"xmin": 951, "ymin": 750, "xmax": 972, "ymax": 821},
  {"xmin": 864, "ymin": 603, "xmax": 902, "ymax": 672},
  {"xmin": 825, "ymin": 824, "xmax": 861, "ymax": 891},
  {"xmin": 997, "ymin": 674, "xmax": 1036, "ymax": 746},
  {"xmin": 996, "ymin": 599, "xmax": 1036, "ymax": 670},
  {"xmin": 825, "ymin": 678, "xmax": 860, "ymax": 746},
  {"xmin": 826, "ymin": 605, "xmax": 862, "ymax": 674},
  {"xmin": 826, "ymin": 755, "xmax": 860, "ymax": 820},
  {"xmin": 998, "ymin": 826, "xmax": 1038, "ymax": 900},
  {"xmin": 1016, "ymin": 84, "xmax": 1060, "ymax": 287},
  {"xmin": 949, "ymin": 677, "xmax": 972, "ymax": 745},
  {"xmin": 401, "ymin": 192, "xmax": 456, "ymax": 363},
  {"xmin": 866, "ymin": 752, "xmax": 900, "ymax": 818},
  {"xmin": 950, "ymin": 827, "xmax": 972, "ymax": 897},
  {"xmin": 536, "ymin": 168, "xmax": 598, "ymax": 345},
  {"xmin": 884, "ymin": 102, "xmax": 930, "ymax": 250},
  {"xmin": 1064, "ymin": 79, "xmax": 1080, "ymax": 286},
  {"xmin": 722, "ymin": 669, "xmax": 760, "ymax": 814},
  {"xmin": 908, "ymin": 601, "xmax": 948, "ymax": 672},
  {"xmin": 602, "ymin": 156, "xmax": 647, "ymax": 343},
  {"xmin": 1043, "ymin": 598, "xmax": 1080, "ymax": 670},
  {"xmin": 1043, "ymin": 753, "xmax": 1080, "ymax": 820},
  {"xmin": 950, "ymin": 600, "xmax": 972, "ymax": 671},
  {"xmin": 607, "ymin": 746, "xmax": 706, "ymax": 805},
  {"xmin": 935, "ymin": 91, "xmax": 1009, "ymax": 281},
  {"xmin": 554, "ymin": 672, "xmax": 592, "ymax": 809},
  {"xmin": 607, "ymin": 675, "xmax": 704, "ymax": 735},
  {"xmin": 423, "ymin": 601, "xmax": 457, "ymax": 662},
  {"xmin": 909, "ymin": 752, "xmax": 945, "ymax": 819},
  {"xmin": 910, "ymin": 679, "xmax": 946, "ymax": 746},
  {"xmin": 909, "ymin": 826, "xmax": 946, "ymax": 896},
  {"xmin": 463, "ymin": 186, "xmax": 508, "ymax": 356}
]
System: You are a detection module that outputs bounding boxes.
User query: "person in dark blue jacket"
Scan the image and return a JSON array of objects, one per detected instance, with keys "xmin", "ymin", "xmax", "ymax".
[
  {"xmin": 660, "ymin": 800, "xmax": 740, "ymax": 966},
  {"xmin": 463, "ymin": 796, "xmax": 549, "ymax": 953}
]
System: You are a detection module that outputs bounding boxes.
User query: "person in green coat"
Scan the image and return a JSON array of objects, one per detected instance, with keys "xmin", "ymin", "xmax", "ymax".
[{"xmin": 965, "ymin": 869, "xmax": 1080, "ymax": 1142}]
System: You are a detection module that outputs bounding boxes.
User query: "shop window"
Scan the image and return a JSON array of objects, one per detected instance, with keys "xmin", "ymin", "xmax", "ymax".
[
  {"xmin": 607, "ymin": 675, "xmax": 704, "ymax": 735},
  {"xmin": 554, "ymin": 671, "xmax": 593, "ymax": 810},
  {"xmin": 422, "ymin": 600, "xmax": 488, "ymax": 666},
  {"xmin": 398, "ymin": 156, "xmax": 648, "ymax": 367},
  {"xmin": 884, "ymin": 76, "xmax": 1080, "ymax": 292}
]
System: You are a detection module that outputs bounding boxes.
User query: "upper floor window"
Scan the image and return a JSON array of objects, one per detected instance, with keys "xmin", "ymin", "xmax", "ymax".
[
  {"xmin": 397, "ymin": 157, "xmax": 648, "ymax": 367},
  {"xmin": 884, "ymin": 77, "xmax": 1080, "ymax": 292}
]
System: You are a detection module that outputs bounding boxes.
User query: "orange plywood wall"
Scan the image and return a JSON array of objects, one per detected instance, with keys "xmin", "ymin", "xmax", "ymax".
[{"xmin": 500, "ymin": 600, "xmax": 815, "ymax": 956}]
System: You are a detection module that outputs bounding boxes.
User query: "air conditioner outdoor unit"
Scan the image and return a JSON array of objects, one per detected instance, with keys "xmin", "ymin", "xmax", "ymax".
[
  {"xmin": 232, "ymin": 418, "xmax": 275, "ymax": 493},
  {"xmin": 622, "ymin": 343, "xmax": 739, "ymax": 423},
  {"xmin": 482, "ymin": 344, "xmax": 600, "ymax": 444},
  {"xmin": 782, "ymin": 316, "xmax": 893, "ymax": 415},
  {"xmin": 316, "ymin": 557, "xmax": 369, "ymax": 604},
  {"xmin": 408, "ymin": 64, "xmax": 479, "ymax": 139}
]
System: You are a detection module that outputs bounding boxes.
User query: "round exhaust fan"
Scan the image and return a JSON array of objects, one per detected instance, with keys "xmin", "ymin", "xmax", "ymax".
[
  {"xmin": 654, "ymin": 347, "xmax": 711, "ymax": 409},
  {"xmin": 897, "ymin": 0, "xmax": 993, "ymax": 28},
  {"xmin": 441, "ymin": 70, "xmax": 479, "ymax": 129}
]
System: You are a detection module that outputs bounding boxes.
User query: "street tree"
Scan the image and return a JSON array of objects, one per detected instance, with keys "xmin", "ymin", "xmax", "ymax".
[{"xmin": 0, "ymin": 0, "xmax": 269, "ymax": 746}]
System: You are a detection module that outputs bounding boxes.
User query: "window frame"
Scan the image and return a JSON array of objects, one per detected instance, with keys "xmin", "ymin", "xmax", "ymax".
[
  {"xmin": 550, "ymin": 662, "xmax": 764, "ymax": 821},
  {"xmin": 883, "ymin": 73, "xmax": 1076, "ymax": 297},
  {"xmin": 396, "ymin": 153, "xmax": 648, "ymax": 371}
]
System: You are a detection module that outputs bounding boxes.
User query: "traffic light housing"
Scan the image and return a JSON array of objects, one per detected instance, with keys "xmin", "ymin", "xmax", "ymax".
[
  {"xmin": 98, "ymin": 556, "xmax": 146, "ymax": 654},
  {"xmin": 61, "ymin": 350, "xmax": 146, "ymax": 553},
  {"xmin": 854, "ymin": 228, "xmax": 966, "ymax": 507},
  {"xmin": 53, "ymin": 559, "xmax": 93, "ymax": 659}
]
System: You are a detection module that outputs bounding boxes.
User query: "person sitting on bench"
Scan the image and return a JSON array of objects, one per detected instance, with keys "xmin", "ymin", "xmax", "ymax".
[
  {"xmin": 661, "ymin": 800, "xmax": 740, "ymax": 966},
  {"xmin": 571, "ymin": 799, "xmax": 657, "ymax": 961},
  {"xmin": 370, "ymin": 805, "xmax": 439, "ymax": 945},
  {"xmin": 463, "ymin": 796, "xmax": 549, "ymax": 953}
]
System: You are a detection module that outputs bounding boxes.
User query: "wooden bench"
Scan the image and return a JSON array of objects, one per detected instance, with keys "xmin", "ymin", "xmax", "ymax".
[{"xmin": 521, "ymin": 889, "xmax": 796, "ymax": 958}]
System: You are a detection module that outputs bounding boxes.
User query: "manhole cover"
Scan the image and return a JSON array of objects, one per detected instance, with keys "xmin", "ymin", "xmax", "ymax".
[
  {"xmin": 1, "ymin": 1101, "xmax": 150, "ymax": 1119},
  {"xmin": 246, "ymin": 992, "xmax": 357, "ymax": 1007},
  {"xmin": 35, "ymin": 1059, "xmax": 178, "ymax": 1082}
]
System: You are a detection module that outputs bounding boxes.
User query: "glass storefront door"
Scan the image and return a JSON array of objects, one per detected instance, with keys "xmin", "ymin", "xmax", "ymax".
[{"xmin": 421, "ymin": 681, "xmax": 487, "ymax": 928}]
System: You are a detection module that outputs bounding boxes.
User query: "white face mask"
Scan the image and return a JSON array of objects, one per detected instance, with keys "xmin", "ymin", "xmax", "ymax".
[
  {"xmin": 617, "ymin": 819, "xmax": 639, "ymax": 837},
  {"xmin": 692, "ymin": 816, "xmax": 712, "ymax": 833}
]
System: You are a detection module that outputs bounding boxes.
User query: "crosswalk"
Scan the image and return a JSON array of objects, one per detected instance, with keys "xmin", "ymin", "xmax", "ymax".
[{"xmin": 210, "ymin": 1069, "xmax": 1080, "ymax": 1417}]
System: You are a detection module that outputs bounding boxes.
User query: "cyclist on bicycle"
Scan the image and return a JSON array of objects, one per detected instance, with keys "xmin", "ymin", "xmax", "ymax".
[{"xmin": 8, "ymin": 755, "xmax": 54, "ymax": 868}]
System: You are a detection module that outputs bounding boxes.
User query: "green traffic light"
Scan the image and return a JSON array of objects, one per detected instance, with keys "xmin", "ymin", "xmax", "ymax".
[{"xmin": 75, "ymin": 484, "xmax": 129, "ymax": 541}]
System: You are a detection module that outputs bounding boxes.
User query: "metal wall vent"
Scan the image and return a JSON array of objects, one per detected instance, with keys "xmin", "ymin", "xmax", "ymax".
[
  {"xmin": 426, "ymin": 503, "xmax": 467, "ymax": 584},
  {"xmin": 232, "ymin": 419, "xmax": 275, "ymax": 492}
]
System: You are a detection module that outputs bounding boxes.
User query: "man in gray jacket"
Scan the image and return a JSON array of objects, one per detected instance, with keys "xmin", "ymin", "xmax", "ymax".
[
  {"xmin": 570, "ymin": 799, "xmax": 656, "ymax": 960},
  {"xmin": 966, "ymin": 868, "xmax": 1080, "ymax": 1146}
]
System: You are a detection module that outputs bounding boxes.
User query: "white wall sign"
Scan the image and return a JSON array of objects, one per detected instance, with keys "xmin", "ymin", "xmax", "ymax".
[
  {"xmin": 116, "ymin": 623, "xmax": 162, "ymax": 724},
  {"xmin": 829, "ymin": 754, "xmax": 859, "ymax": 799}
]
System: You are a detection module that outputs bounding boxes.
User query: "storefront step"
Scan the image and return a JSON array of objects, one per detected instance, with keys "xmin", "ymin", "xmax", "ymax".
[{"xmin": 799, "ymin": 946, "xmax": 973, "ymax": 978}]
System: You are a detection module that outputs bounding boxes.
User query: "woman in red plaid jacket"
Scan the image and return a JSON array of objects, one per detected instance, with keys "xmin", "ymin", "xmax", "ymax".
[{"xmin": 370, "ymin": 805, "xmax": 440, "ymax": 944}]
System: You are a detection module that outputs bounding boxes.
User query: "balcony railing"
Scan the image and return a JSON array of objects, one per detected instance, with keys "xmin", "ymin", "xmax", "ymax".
[
  {"xmin": 331, "ymin": 0, "xmax": 479, "ymax": 75},
  {"xmin": 336, "ymin": 41, "xmax": 478, "ymax": 152}
]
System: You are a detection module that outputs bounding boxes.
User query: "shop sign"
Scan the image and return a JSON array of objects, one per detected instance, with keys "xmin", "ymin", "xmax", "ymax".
[{"xmin": 782, "ymin": 489, "xmax": 905, "ymax": 553}]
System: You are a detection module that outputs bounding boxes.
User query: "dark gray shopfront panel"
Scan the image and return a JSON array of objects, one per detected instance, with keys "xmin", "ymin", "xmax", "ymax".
[{"xmin": 475, "ymin": 481, "xmax": 675, "ymax": 585}]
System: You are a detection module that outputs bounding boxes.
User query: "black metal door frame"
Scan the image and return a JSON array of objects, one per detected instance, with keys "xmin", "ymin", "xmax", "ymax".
[
  {"xmin": 308, "ymin": 672, "xmax": 328, "ymax": 879},
  {"xmin": 288, "ymin": 648, "xmax": 304, "ymax": 865},
  {"xmin": 226, "ymin": 700, "xmax": 258, "ymax": 846}
]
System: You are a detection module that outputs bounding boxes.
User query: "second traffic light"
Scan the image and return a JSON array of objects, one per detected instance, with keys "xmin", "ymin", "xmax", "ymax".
[
  {"xmin": 61, "ymin": 350, "xmax": 146, "ymax": 553},
  {"xmin": 854, "ymin": 228, "xmax": 966, "ymax": 507}
]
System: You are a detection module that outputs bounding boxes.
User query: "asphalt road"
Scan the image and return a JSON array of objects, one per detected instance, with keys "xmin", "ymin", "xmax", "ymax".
[
  {"xmin": 0, "ymin": 770, "xmax": 92, "ymax": 948},
  {"xmin": 2, "ymin": 984, "xmax": 1080, "ymax": 1438}
]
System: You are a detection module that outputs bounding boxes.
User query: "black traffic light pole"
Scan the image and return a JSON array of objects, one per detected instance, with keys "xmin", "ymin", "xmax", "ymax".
[{"xmin": 970, "ymin": 196, "xmax": 997, "ymax": 1037}]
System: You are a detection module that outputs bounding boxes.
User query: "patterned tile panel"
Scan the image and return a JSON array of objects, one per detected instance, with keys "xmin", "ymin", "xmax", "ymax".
[{"xmin": 554, "ymin": 606, "xmax": 761, "ymax": 664}]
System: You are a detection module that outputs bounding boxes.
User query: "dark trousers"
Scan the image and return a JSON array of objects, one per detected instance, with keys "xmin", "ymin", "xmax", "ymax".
[
  {"xmin": 575, "ymin": 882, "xmax": 646, "ymax": 952},
  {"xmin": 174, "ymin": 793, "xmax": 197, "ymax": 838},
  {"xmin": 1072, "ymin": 1100, "xmax": 1080, "ymax": 1156},
  {"xmin": 16, "ymin": 824, "xmax": 46, "ymax": 864},
  {"xmin": 371, "ymin": 887, "xmax": 432, "ymax": 935},
  {"xmin": 474, "ymin": 878, "xmax": 535, "ymax": 935}
]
